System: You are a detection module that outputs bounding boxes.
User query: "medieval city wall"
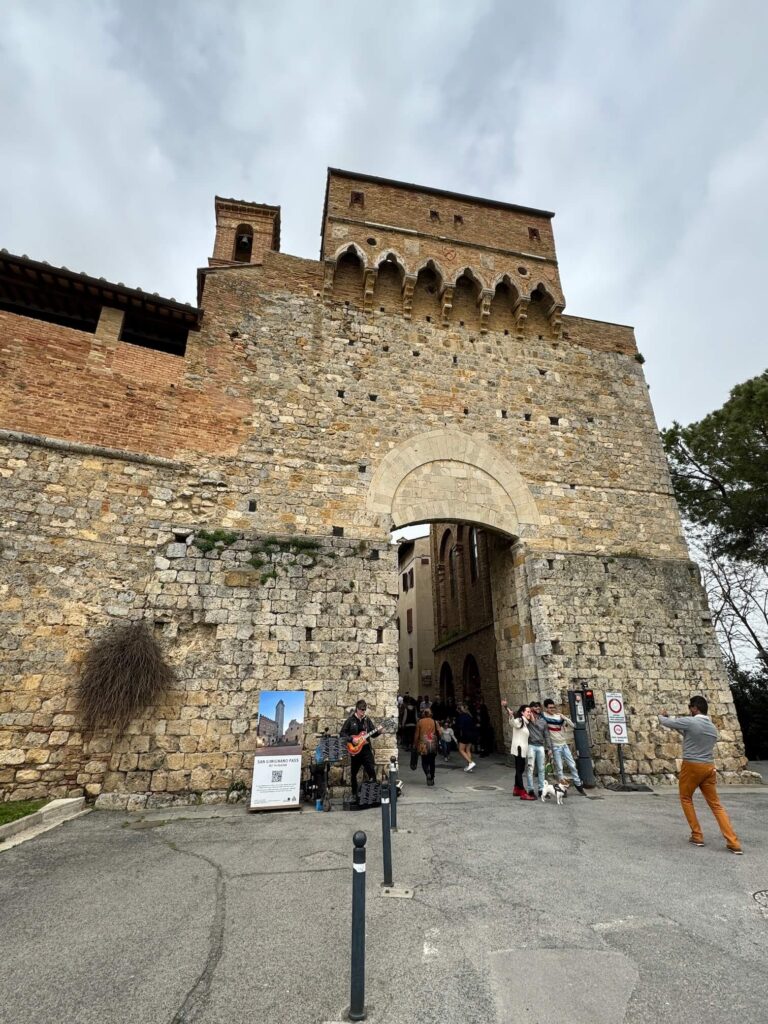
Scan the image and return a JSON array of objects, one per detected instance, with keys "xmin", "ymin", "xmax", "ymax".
[{"xmin": 0, "ymin": 175, "xmax": 749, "ymax": 802}]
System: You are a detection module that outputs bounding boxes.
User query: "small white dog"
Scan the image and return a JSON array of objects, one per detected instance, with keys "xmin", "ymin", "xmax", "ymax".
[{"xmin": 540, "ymin": 781, "xmax": 567, "ymax": 805}]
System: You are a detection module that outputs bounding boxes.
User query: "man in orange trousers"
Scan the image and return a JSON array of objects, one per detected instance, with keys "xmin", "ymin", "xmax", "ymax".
[{"xmin": 659, "ymin": 695, "xmax": 742, "ymax": 854}]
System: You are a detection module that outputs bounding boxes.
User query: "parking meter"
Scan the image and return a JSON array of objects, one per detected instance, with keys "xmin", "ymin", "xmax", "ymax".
[{"xmin": 567, "ymin": 688, "xmax": 596, "ymax": 787}]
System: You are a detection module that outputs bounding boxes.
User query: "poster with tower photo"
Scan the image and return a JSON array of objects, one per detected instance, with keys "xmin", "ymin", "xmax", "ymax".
[{"xmin": 250, "ymin": 691, "xmax": 306, "ymax": 811}]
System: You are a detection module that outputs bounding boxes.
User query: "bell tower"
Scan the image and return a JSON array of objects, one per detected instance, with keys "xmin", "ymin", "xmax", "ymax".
[{"xmin": 209, "ymin": 195, "xmax": 281, "ymax": 268}]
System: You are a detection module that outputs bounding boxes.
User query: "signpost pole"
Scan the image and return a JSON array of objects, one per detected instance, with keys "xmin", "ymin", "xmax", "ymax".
[{"xmin": 617, "ymin": 744, "xmax": 628, "ymax": 788}]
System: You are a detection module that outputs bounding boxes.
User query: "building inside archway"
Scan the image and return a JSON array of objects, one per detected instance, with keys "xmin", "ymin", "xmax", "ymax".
[{"xmin": 396, "ymin": 521, "xmax": 507, "ymax": 753}]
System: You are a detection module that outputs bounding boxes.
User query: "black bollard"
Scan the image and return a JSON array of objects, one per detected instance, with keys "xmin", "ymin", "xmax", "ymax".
[
  {"xmin": 380, "ymin": 792, "xmax": 393, "ymax": 887},
  {"xmin": 348, "ymin": 831, "xmax": 367, "ymax": 1021},
  {"xmin": 388, "ymin": 757, "xmax": 398, "ymax": 831}
]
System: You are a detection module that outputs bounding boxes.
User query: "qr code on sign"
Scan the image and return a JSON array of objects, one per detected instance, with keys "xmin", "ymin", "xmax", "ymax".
[{"xmin": 271, "ymin": 770, "xmax": 283, "ymax": 783}]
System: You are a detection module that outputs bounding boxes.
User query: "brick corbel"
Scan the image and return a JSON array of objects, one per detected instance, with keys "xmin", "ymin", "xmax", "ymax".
[
  {"xmin": 363, "ymin": 267, "xmax": 378, "ymax": 311},
  {"xmin": 513, "ymin": 296, "xmax": 529, "ymax": 340},
  {"xmin": 322, "ymin": 259, "xmax": 336, "ymax": 301},
  {"xmin": 440, "ymin": 286, "xmax": 454, "ymax": 326},
  {"xmin": 543, "ymin": 299, "xmax": 565, "ymax": 338},
  {"xmin": 402, "ymin": 274, "xmax": 417, "ymax": 320},
  {"xmin": 478, "ymin": 289, "xmax": 493, "ymax": 334}
]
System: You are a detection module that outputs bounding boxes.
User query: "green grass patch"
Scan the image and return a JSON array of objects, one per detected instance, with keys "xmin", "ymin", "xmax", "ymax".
[
  {"xmin": 0, "ymin": 799, "xmax": 47, "ymax": 827},
  {"xmin": 192, "ymin": 529, "xmax": 240, "ymax": 553}
]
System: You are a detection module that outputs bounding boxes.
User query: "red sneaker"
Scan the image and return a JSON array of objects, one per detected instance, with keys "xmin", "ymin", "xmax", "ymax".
[
  {"xmin": 512, "ymin": 785, "xmax": 525, "ymax": 797},
  {"xmin": 520, "ymin": 793, "xmax": 536, "ymax": 801}
]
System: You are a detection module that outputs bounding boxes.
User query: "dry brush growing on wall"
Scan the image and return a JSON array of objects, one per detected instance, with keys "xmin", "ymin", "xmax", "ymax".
[{"xmin": 77, "ymin": 621, "xmax": 176, "ymax": 734}]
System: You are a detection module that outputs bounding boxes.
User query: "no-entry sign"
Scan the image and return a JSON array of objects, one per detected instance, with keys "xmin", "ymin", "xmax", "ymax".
[{"xmin": 605, "ymin": 691, "xmax": 628, "ymax": 745}]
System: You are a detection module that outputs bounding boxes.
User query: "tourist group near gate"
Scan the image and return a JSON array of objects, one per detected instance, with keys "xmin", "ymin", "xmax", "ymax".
[{"xmin": 0, "ymin": 167, "xmax": 753, "ymax": 814}]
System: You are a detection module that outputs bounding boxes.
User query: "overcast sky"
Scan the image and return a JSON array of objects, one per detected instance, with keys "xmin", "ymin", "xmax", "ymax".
[{"xmin": 2, "ymin": 0, "xmax": 766, "ymax": 429}]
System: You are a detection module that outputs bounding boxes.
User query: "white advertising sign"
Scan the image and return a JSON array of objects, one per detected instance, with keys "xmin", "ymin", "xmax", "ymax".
[
  {"xmin": 250, "ymin": 753, "xmax": 302, "ymax": 811},
  {"xmin": 605, "ymin": 691, "xmax": 628, "ymax": 745}
]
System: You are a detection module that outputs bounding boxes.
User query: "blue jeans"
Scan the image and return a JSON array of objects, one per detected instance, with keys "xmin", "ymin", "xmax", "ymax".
[
  {"xmin": 526, "ymin": 745, "xmax": 546, "ymax": 794},
  {"xmin": 552, "ymin": 744, "xmax": 581, "ymax": 786}
]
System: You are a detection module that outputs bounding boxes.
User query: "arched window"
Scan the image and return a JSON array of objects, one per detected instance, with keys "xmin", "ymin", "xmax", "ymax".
[
  {"xmin": 233, "ymin": 224, "xmax": 253, "ymax": 263},
  {"xmin": 469, "ymin": 527, "xmax": 480, "ymax": 583},
  {"xmin": 449, "ymin": 546, "xmax": 457, "ymax": 599}
]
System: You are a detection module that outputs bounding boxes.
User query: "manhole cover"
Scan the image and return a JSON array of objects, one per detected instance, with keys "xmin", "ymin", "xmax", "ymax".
[
  {"xmin": 753, "ymin": 891, "xmax": 768, "ymax": 908},
  {"xmin": 470, "ymin": 785, "xmax": 503, "ymax": 792}
]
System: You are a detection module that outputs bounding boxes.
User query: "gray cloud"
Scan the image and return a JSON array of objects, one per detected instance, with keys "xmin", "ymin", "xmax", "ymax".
[{"xmin": 1, "ymin": 0, "xmax": 766, "ymax": 425}]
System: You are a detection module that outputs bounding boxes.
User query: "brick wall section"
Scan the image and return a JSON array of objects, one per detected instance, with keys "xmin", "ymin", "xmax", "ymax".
[{"xmin": 324, "ymin": 173, "xmax": 557, "ymax": 262}]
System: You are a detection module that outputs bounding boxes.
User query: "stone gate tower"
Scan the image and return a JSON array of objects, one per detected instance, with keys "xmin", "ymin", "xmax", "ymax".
[{"xmin": 0, "ymin": 170, "xmax": 746, "ymax": 806}]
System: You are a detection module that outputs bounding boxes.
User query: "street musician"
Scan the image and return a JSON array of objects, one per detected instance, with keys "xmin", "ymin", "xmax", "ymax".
[{"xmin": 340, "ymin": 700, "xmax": 379, "ymax": 800}]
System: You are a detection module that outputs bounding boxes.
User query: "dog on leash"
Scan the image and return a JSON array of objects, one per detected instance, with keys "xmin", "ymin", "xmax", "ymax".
[{"xmin": 540, "ymin": 780, "xmax": 568, "ymax": 805}]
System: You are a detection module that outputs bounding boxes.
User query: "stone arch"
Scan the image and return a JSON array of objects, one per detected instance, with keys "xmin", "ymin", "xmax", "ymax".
[
  {"xmin": 374, "ymin": 250, "xmax": 408, "ymax": 273},
  {"xmin": 450, "ymin": 265, "xmax": 486, "ymax": 291},
  {"xmin": 451, "ymin": 268, "xmax": 484, "ymax": 325},
  {"xmin": 367, "ymin": 428, "xmax": 540, "ymax": 537},
  {"xmin": 413, "ymin": 256, "xmax": 447, "ymax": 286},
  {"xmin": 488, "ymin": 275, "xmax": 521, "ymax": 332},
  {"xmin": 373, "ymin": 253, "xmax": 406, "ymax": 313},
  {"xmin": 332, "ymin": 241, "xmax": 368, "ymax": 267},
  {"xmin": 412, "ymin": 261, "xmax": 443, "ymax": 321},
  {"xmin": 333, "ymin": 245, "xmax": 365, "ymax": 303}
]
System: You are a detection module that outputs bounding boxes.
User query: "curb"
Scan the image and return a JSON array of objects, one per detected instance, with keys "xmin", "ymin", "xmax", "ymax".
[{"xmin": 0, "ymin": 798, "xmax": 87, "ymax": 847}]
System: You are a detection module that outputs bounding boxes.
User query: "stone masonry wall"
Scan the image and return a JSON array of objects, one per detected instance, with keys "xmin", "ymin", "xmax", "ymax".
[
  {"xmin": 0, "ymin": 437, "xmax": 397, "ymax": 806},
  {"xmin": 489, "ymin": 548, "xmax": 746, "ymax": 783}
]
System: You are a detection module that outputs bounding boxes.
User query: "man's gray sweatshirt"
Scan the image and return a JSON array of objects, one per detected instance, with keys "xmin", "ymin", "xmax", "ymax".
[
  {"xmin": 527, "ymin": 715, "xmax": 552, "ymax": 749},
  {"xmin": 659, "ymin": 713, "xmax": 718, "ymax": 763}
]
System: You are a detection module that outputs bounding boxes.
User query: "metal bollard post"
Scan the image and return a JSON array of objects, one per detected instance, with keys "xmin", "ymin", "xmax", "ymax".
[
  {"xmin": 388, "ymin": 757, "xmax": 398, "ymax": 831},
  {"xmin": 380, "ymin": 791, "xmax": 393, "ymax": 887},
  {"xmin": 348, "ymin": 831, "xmax": 367, "ymax": 1021}
]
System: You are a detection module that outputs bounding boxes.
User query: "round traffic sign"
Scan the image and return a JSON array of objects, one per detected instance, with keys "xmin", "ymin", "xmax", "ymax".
[
  {"xmin": 613, "ymin": 723, "xmax": 626, "ymax": 736},
  {"xmin": 608, "ymin": 697, "xmax": 623, "ymax": 714}
]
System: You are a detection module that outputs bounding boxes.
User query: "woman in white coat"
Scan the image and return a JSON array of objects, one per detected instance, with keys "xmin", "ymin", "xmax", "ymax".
[{"xmin": 501, "ymin": 701, "xmax": 536, "ymax": 801}]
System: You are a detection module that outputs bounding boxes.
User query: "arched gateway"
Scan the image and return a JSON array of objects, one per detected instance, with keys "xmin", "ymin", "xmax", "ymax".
[
  {"xmin": 367, "ymin": 428, "xmax": 540, "ymax": 538},
  {"xmin": 0, "ymin": 169, "xmax": 747, "ymax": 807}
]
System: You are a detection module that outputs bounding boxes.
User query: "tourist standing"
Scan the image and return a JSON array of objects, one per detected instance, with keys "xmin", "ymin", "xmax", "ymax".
[
  {"xmin": 501, "ymin": 700, "xmax": 536, "ymax": 800},
  {"xmin": 525, "ymin": 701, "xmax": 552, "ymax": 797},
  {"xmin": 455, "ymin": 702, "xmax": 477, "ymax": 772},
  {"xmin": 541, "ymin": 699, "xmax": 586, "ymax": 794},
  {"xmin": 659, "ymin": 696, "xmax": 743, "ymax": 853}
]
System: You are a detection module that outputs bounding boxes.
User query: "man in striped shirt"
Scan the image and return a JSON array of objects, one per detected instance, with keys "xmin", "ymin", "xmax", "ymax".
[{"xmin": 541, "ymin": 699, "xmax": 586, "ymax": 795}]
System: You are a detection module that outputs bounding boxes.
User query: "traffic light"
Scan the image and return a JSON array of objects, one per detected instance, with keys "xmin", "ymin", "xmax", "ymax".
[{"xmin": 583, "ymin": 688, "xmax": 595, "ymax": 711}]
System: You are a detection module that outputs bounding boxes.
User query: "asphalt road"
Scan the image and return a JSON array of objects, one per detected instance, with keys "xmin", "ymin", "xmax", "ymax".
[{"xmin": 1, "ymin": 758, "xmax": 766, "ymax": 1024}]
